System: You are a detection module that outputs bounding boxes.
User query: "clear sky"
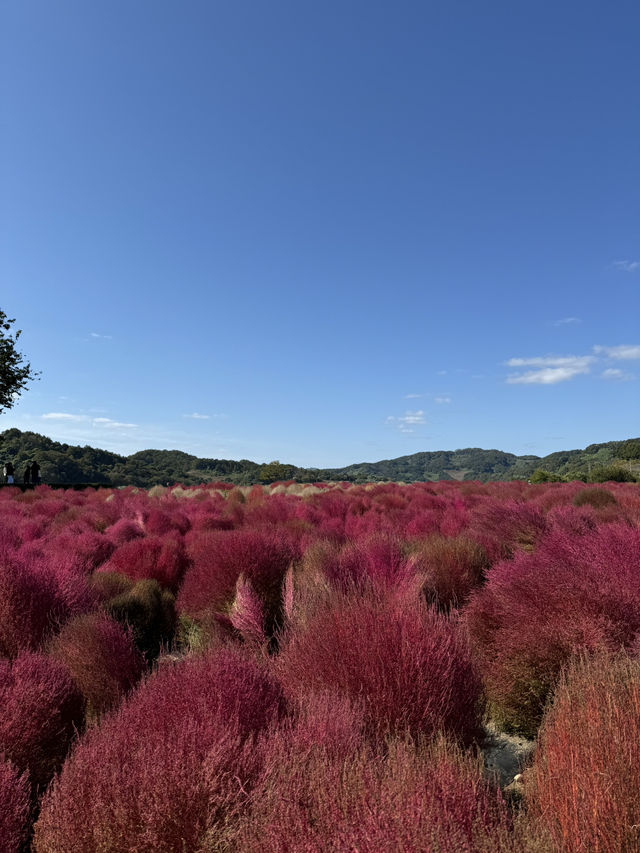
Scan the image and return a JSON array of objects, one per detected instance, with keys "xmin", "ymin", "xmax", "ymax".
[{"xmin": 1, "ymin": 1, "xmax": 639, "ymax": 468}]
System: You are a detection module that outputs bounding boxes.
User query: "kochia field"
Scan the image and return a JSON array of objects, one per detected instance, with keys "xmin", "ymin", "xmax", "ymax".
[{"xmin": 1, "ymin": 479, "xmax": 639, "ymax": 852}]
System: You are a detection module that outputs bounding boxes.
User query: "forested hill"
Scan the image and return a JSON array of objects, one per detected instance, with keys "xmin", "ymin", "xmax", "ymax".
[{"xmin": 0, "ymin": 428, "xmax": 638, "ymax": 487}]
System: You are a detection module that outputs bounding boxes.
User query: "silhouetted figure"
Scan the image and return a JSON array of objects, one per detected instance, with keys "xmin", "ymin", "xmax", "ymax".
[
  {"xmin": 30, "ymin": 461, "xmax": 40, "ymax": 485},
  {"xmin": 3, "ymin": 462, "xmax": 14, "ymax": 484},
  {"xmin": 23, "ymin": 466, "xmax": 31, "ymax": 485}
]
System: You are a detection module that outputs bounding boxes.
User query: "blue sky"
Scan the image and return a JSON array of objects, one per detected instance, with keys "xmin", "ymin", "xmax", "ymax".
[{"xmin": 1, "ymin": 1, "xmax": 638, "ymax": 468}]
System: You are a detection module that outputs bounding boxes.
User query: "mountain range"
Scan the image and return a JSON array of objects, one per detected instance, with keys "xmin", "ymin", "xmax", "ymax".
[{"xmin": 1, "ymin": 428, "xmax": 638, "ymax": 487}]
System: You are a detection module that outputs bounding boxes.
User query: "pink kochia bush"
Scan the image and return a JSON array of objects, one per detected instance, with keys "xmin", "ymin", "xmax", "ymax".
[
  {"xmin": 236, "ymin": 733, "xmax": 512, "ymax": 853},
  {"xmin": 0, "ymin": 652, "xmax": 84, "ymax": 791},
  {"xmin": 277, "ymin": 589, "xmax": 483, "ymax": 745},
  {"xmin": 34, "ymin": 646, "xmax": 287, "ymax": 853},
  {"xmin": 525, "ymin": 652, "xmax": 640, "ymax": 853},
  {"xmin": 0, "ymin": 554, "xmax": 94, "ymax": 658},
  {"xmin": 179, "ymin": 528, "xmax": 299, "ymax": 635},
  {"xmin": 0, "ymin": 755, "xmax": 30, "ymax": 853},
  {"xmin": 102, "ymin": 532, "xmax": 190, "ymax": 592},
  {"xmin": 465, "ymin": 523, "xmax": 640, "ymax": 736},
  {"xmin": 409, "ymin": 534, "xmax": 490, "ymax": 611},
  {"xmin": 48, "ymin": 612, "xmax": 144, "ymax": 717}
]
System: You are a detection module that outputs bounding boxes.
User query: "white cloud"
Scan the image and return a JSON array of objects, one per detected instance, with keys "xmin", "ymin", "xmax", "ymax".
[
  {"xmin": 42, "ymin": 412, "xmax": 88, "ymax": 422},
  {"xmin": 93, "ymin": 418, "xmax": 137, "ymax": 429},
  {"xmin": 506, "ymin": 346, "xmax": 640, "ymax": 385},
  {"xmin": 434, "ymin": 396, "xmax": 452, "ymax": 404},
  {"xmin": 593, "ymin": 344, "xmax": 640, "ymax": 360},
  {"xmin": 613, "ymin": 260, "xmax": 639, "ymax": 272},
  {"xmin": 182, "ymin": 412, "xmax": 211, "ymax": 419},
  {"xmin": 506, "ymin": 356, "xmax": 595, "ymax": 369},
  {"xmin": 404, "ymin": 393, "xmax": 422, "ymax": 399},
  {"xmin": 601, "ymin": 368, "xmax": 634, "ymax": 381},
  {"xmin": 386, "ymin": 410, "xmax": 426, "ymax": 433},
  {"xmin": 89, "ymin": 332, "xmax": 113, "ymax": 339},
  {"xmin": 507, "ymin": 367, "xmax": 589, "ymax": 385},
  {"xmin": 553, "ymin": 317, "xmax": 581, "ymax": 326},
  {"xmin": 506, "ymin": 355, "xmax": 594, "ymax": 385}
]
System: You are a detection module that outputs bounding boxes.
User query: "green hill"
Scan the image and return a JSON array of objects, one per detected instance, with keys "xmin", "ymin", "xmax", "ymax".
[{"xmin": 0, "ymin": 428, "xmax": 638, "ymax": 487}]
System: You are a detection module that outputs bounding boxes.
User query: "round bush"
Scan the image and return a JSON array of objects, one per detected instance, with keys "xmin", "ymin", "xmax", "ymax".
[
  {"xmin": 179, "ymin": 528, "xmax": 299, "ymax": 636},
  {"xmin": 276, "ymin": 590, "xmax": 483, "ymax": 745},
  {"xmin": 48, "ymin": 612, "xmax": 145, "ymax": 717},
  {"xmin": 103, "ymin": 533, "xmax": 189, "ymax": 592},
  {"xmin": 0, "ymin": 652, "xmax": 84, "ymax": 790},
  {"xmin": 465, "ymin": 524, "xmax": 640, "ymax": 736},
  {"xmin": 0, "ymin": 755, "xmax": 30, "ymax": 853},
  {"xmin": 33, "ymin": 647, "xmax": 287, "ymax": 853},
  {"xmin": 235, "ymin": 734, "xmax": 512, "ymax": 852},
  {"xmin": 409, "ymin": 534, "xmax": 489, "ymax": 611},
  {"xmin": 525, "ymin": 652, "xmax": 640, "ymax": 852}
]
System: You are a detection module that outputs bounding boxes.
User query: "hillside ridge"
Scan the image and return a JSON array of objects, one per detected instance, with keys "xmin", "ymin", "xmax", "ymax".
[{"xmin": 1, "ymin": 428, "xmax": 638, "ymax": 487}]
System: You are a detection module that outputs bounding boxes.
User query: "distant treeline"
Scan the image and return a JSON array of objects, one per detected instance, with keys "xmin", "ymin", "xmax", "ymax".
[{"xmin": 0, "ymin": 428, "xmax": 638, "ymax": 487}]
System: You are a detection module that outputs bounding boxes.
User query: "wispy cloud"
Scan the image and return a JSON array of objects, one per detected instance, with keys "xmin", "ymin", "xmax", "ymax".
[
  {"xmin": 89, "ymin": 332, "xmax": 113, "ymax": 339},
  {"xmin": 183, "ymin": 412, "xmax": 211, "ymax": 420},
  {"xmin": 601, "ymin": 368, "xmax": 634, "ymax": 381},
  {"xmin": 404, "ymin": 393, "xmax": 423, "ymax": 399},
  {"xmin": 552, "ymin": 317, "xmax": 581, "ymax": 326},
  {"xmin": 41, "ymin": 413, "xmax": 137, "ymax": 429},
  {"xmin": 506, "ymin": 345, "xmax": 640, "ymax": 385},
  {"xmin": 92, "ymin": 417, "xmax": 138, "ymax": 429},
  {"xmin": 385, "ymin": 410, "xmax": 426, "ymax": 433},
  {"xmin": 434, "ymin": 396, "xmax": 452, "ymax": 404},
  {"xmin": 42, "ymin": 412, "xmax": 87, "ymax": 422},
  {"xmin": 593, "ymin": 344, "xmax": 640, "ymax": 360},
  {"xmin": 506, "ymin": 355, "xmax": 594, "ymax": 385},
  {"xmin": 613, "ymin": 260, "xmax": 640, "ymax": 272}
]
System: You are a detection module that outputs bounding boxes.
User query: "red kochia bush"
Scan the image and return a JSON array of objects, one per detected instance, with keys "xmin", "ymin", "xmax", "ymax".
[
  {"xmin": 102, "ymin": 532, "xmax": 189, "ymax": 592},
  {"xmin": 467, "ymin": 499, "xmax": 548, "ymax": 561},
  {"xmin": 48, "ymin": 612, "xmax": 145, "ymax": 717},
  {"xmin": 465, "ymin": 524, "xmax": 640, "ymax": 736},
  {"xmin": 105, "ymin": 517, "xmax": 144, "ymax": 546},
  {"xmin": 409, "ymin": 534, "xmax": 490, "ymax": 611},
  {"xmin": 236, "ymin": 734, "xmax": 512, "ymax": 853},
  {"xmin": 33, "ymin": 646, "xmax": 287, "ymax": 853},
  {"xmin": 179, "ymin": 528, "xmax": 299, "ymax": 628},
  {"xmin": 0, "ymin": 755, "xmax": 30, "ymax": 853},
  {"xmin": 329, "ymin": 533, "xmax": 413, "ymax": 591},
  {"xmin": 0, "ymin": 652, "xmax": 84, "ymax": 790},
  {"xmin": 525, "ymin": 652, "xmax": 640, "ymax": 853},
  {"xmin": 277, "ymin": 590, "xmax": 483, "ymax": 745},
  {"xmin": 0, "ymin": 554, "xmax": 94, "ymax": 657}
]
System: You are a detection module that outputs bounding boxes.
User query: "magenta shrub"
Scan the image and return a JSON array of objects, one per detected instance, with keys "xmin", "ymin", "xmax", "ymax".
[
  {"xmin": 0, "ymin": 755, "xmax": 30, "ymax": 853},
  {"xmin": 102, "ymin": 532, "xmax": 189, "ymax": 591},
  {"xmin": 33, "ymin": 647, "xmax": 286, "ymax": 853},
  {"xmin": 0, "ymin": 553, "xmax": 94, "ymax": 657},
  {"xmin": 465, "ymin": 523, "xmax": 640, "ymax": 735},
  {"xmin": 409, "ymin": 534, "xmax": 489, "ymax": 610},
  {"xmin": 48, "ymin": 612, "xmax": 145, "ymax": 717},
  {"xmin": 235, "ymin": 734, "xmax": 511, "ymax": 852},
  {"xmin": 105, "ymin": 517, "xmax": 145, "ymax": 545},
  {"xmin": 277, "ymin": 589, "xmax": 483, "ymax": 745},
  {"xmin": 331, "ymin": 533, "xmax": 413, "ymax": 591},
  {"xmin": 179, "ymin": 528, "xmax": 299, "ymax": 631},
  {"xmin": 468, "ymin": 499, "xmax": 548, "ymax": 560},
  {"xmin": 0, "ymin": 652, "xmax": 84, "ymax": 790}
]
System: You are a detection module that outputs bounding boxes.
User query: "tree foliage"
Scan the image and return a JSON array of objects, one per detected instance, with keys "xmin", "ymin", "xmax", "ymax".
[{"xmin": 0, "ymin": 311, "xmax": 39, "ymax": 413}]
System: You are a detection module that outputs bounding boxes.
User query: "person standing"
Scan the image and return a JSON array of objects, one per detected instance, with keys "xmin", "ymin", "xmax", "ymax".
[
  {"xmin": 30, "ymin": 460, "xmax": 40, "ymax": 485},
  {"xmin": 23, "ymin": 466, "xmax": 31, "ymax": 485},
  {"xmin": 3, "ymin": 462, "xmax": 15, "ymax": 484}
]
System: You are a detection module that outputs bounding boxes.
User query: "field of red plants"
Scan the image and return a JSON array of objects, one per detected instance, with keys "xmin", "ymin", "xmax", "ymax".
[{"xmin": 1, "ymin": 478, "xmax": 639, "ymax": 852}]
